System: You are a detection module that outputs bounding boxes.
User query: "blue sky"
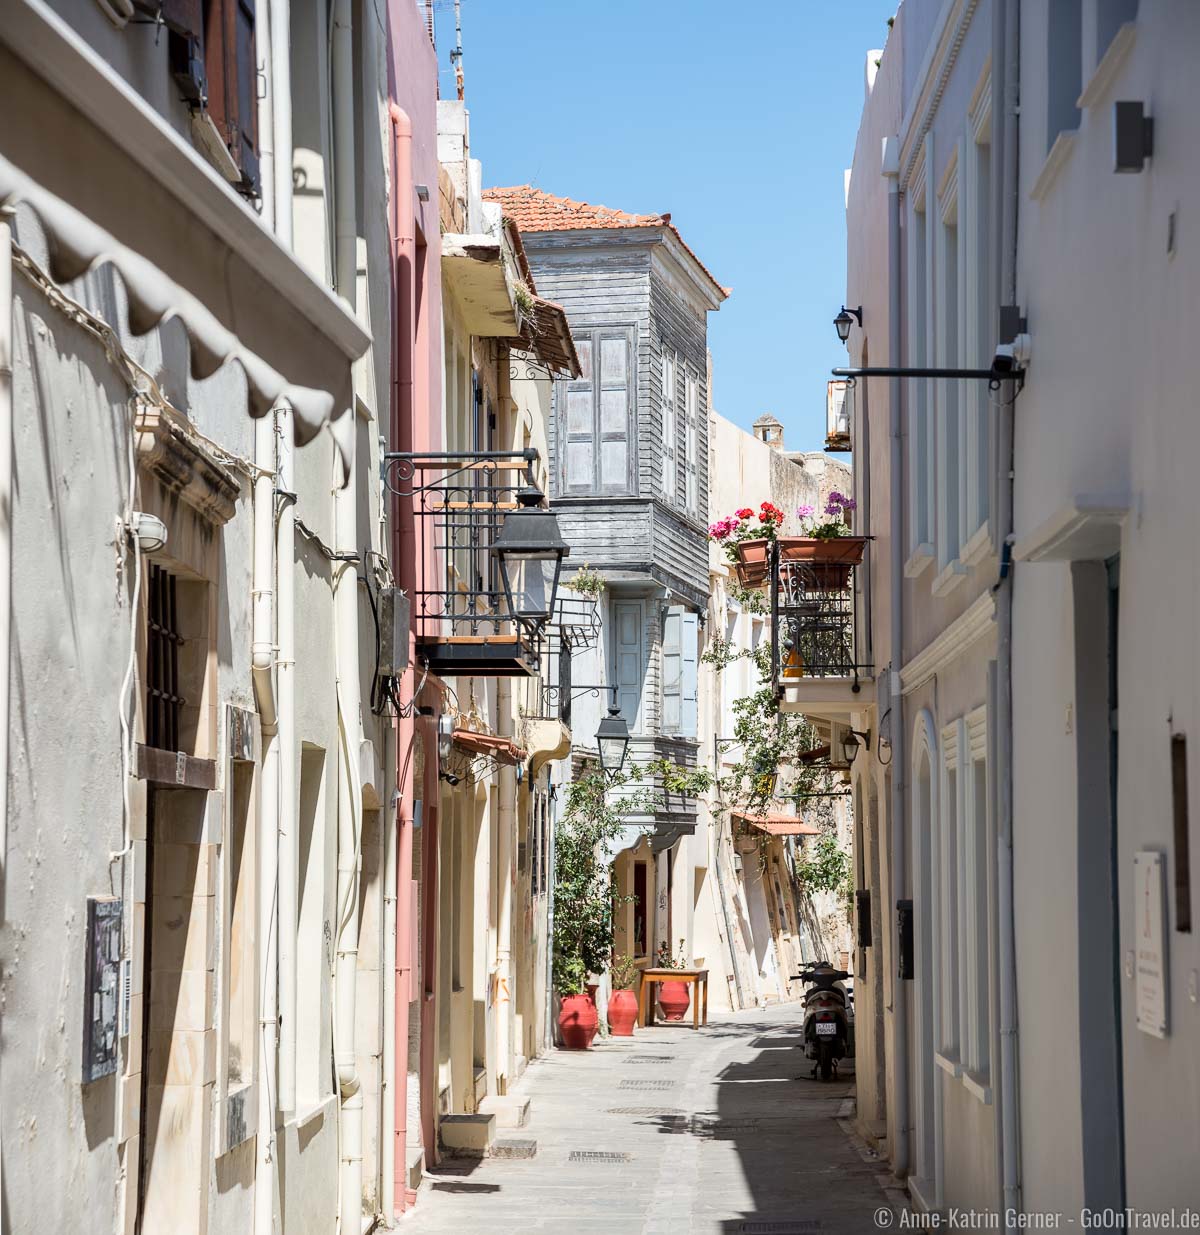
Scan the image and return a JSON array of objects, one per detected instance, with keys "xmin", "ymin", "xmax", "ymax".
[{"xmin": 434, "ymin": 0, "xmax": 896, "ymax": 454}]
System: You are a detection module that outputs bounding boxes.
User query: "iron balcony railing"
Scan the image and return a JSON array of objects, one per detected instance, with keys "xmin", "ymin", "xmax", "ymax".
[{"xmin": 769, "ymin": 538, "xmax": 872, "ymax": 693}]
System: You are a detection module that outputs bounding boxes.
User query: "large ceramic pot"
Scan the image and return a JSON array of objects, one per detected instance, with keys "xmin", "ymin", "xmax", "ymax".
[
  {"xmin": 608, "ymin": 989, "xmax": 639, "ymax": 1037},
  {"xmin": 558, "ymin": 993, "xmax": 599, "ymax": 1049},
  {"xmin": 657, "ymin": 980, "xmax": 691, "ymax": 1022}
]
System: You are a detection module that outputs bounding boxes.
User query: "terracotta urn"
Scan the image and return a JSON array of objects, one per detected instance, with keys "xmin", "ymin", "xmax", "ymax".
[
  {"xmin": 558, "ymin": 993, "xmax": 599, "ymax": 1049},
  {"xmin": 608, "ymin": 989, "xmax": 639, "ymax": 1037},
  {"xmin": 657, "ymin": 980, "xmax": 691, "ymax": 1022}
]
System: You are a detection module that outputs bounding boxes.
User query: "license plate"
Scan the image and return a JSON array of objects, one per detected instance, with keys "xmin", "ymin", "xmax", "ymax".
[{"xmin": 815, "ymin": 1022, "xmax": 837, "ymax": 1036}]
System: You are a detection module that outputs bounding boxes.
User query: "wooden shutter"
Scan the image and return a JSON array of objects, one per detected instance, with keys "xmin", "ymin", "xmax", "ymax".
[
  {"xmin": 661, "ymin": 607, "xmax": 682, "ymax": 734},
  {"xmin": 661, "ymin": 352, "xmax": 676, "ymax": 499},
  {"xmin": 562, "ymin": 336, "xmax": 594, "ymax": 494},
  {"xmin": 205, "ymin": 0, "xmax": 260, "ymax": 192},
  {"xmin": 685, "ymin": 373, "xmax": 699, "ymax": 516},
  {"xmin": 679, "ymin": 610, "xmax": 699, "ymax": 738},
  {"xmin": 612, "ymin": 600, "xmax": 644, "ymax": 733},
  {"xmin": 597, "ymin": 331, "xmax": 631, "ymax": 494}
]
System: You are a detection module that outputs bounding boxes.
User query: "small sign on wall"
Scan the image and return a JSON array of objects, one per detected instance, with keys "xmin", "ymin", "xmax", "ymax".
[{"xmin": 1134, "ymin": 851, "xmax": 1168, "ymax": 1038}]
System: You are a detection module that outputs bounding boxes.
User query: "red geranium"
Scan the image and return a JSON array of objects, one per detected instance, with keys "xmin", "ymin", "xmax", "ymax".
[{"xmin": 736, "ymin": 507, "xmax": 754, "ymax": 520}]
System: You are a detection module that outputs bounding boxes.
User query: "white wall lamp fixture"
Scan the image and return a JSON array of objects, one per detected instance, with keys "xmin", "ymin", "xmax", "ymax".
[{"xmin": 126, "ymin": 511, "xmax": 167, "ymax": 554}]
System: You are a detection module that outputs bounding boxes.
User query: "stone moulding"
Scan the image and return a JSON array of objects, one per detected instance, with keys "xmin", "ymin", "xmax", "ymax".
[{"xmin": 136, "ymin": 404, "xmax": 240, "ymax": 526}]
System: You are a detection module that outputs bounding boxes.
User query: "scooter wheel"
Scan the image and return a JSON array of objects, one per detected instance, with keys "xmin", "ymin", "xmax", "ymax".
[{"xmin": 818, "ymin": 1042, "xmax": 834, "ymax": 1081}]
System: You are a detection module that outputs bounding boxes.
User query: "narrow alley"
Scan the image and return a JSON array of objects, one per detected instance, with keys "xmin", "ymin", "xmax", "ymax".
[{"xmin": 407, "ymin": 1005, "xmax": 905, "ymax": 1235}]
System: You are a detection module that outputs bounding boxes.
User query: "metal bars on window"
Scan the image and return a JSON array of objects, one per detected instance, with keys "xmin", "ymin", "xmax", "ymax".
[{"xmin": 147, "ymin": 564, "xmax": 185, "ymax": 752}]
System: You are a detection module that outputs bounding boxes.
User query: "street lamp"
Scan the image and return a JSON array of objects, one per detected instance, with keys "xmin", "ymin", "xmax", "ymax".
[
  {"xmin": 840, "ymin": 728, "xmax": 872, "ymax": 766},
  {"xmin": 833, "ymin": 305, "xmax": 863, "ymax": 345},
  {"xmin": 750, "ymin": 753, "xmax": 779, "ymax": 801},
  {"xmin": 596, "ymin": 700, "xmax": 631, "ymax": 781},
  {"xmin": 491, "ymin": 485, "xmax": 570, "ymax": 631}
]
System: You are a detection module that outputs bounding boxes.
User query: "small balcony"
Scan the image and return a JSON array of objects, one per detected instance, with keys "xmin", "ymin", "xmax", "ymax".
[
  {"xmin": 769, "ymin": 539, "xmax": 873, "ymax": 717},
  {"xmin": 387, "ymin": 450, "xmax": 564, "ymax": 677}
]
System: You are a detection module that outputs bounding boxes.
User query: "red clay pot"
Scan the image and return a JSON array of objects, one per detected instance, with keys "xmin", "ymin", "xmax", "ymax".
[
  {"xmin": 658, "ymin": 981, "xmax": 691, "ymax": 1022},
  {"xmin": 608, "ymin": 989, "xmax": 639, "ymax": 1037},
  {"xmin": 558, "ymin": 993, "xmax": 599, "ymax": 1049}
]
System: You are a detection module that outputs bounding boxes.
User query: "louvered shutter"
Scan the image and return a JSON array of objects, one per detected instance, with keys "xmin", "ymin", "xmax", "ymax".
[
  {"xmin": 661, "ymin": 608, "xmax": 682, "ymax": 734},
  {"xmin": 680, "ymin": 610, "xmax": 699, "ymax": 738}
]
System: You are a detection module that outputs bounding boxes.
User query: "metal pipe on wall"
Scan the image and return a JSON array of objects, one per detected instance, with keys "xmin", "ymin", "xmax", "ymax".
[
  {"xmin": 885, "ymin": 157, "xmax": 910, "ymax": 1180},
  {"xmin": 0, "ymin": 214, "xmax": 12, "ymax": 929}
]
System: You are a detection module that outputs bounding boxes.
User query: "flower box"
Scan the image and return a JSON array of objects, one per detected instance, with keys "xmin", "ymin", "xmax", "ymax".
[
  {"xmin": 733, "ymin": 538, "xmax": 771, "ymax": 588},
  {"xmin": 778, "ymin": 536, "xmax": 867, "ymax": 592}
]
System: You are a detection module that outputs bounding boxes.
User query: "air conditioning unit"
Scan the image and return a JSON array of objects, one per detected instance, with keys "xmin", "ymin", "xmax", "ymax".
[{"xmin": 378, "ymin": 588, "xmax": 411, "ymax": 677}]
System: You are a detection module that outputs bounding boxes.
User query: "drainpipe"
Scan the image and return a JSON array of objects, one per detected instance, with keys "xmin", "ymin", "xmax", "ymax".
[
  {"xmin": 252, "ymin": 411, "xmax": 280, "ymax": 1235},
  {"xmin": 712, "ymin": 735, "xmax": 746, "ymax": 1009},
  {"xmin": 994, "ymin": 0, "xmax": 1022, "ymax": 1221},
  {"xmin": 885, "ymin": 146, "xmax": 909, "ymax": 1180},
  {"xmin": 388, "ymin": 102, "xmax": 417, "ymax": 1217},
  {"xmin": 0, "ymin": 213, "xmax": 12, "ymax": 926},
  {"xmin": 331, "ymin": 1, "xmax": 364, "ymax": 1226},
  {"xmin": 381, "ymin": 708, "xmax": 397, "ymax": 1217},
  {"xmin": 268, "ymin": 0, "xmax": 298, "ymax": 1123}
]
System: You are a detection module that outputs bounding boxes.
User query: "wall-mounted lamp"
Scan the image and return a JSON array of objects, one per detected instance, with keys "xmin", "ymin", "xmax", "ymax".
[
  {"xmin": 1113, "ymin": 101, "xmax": 1153, "ymax": 173},
  {"xmin": 126, "ymin": 511, "xmax": 168, "ymax": 554},
  {"xmin": 415, "ymin": 183, "xmax": 431, "ymax": 201},
  {"xmin": 840, "ymin": 729, "xmax": 872, "ymax": 766},
  {"xmin": 437, "ymin": 712, "xmax": 455, "ymax": 760},
  {"xmin": 833, "ymin": 306, "xmax": 863, "ymax": 345}
]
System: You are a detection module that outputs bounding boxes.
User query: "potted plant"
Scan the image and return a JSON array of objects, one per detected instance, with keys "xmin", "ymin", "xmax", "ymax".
[
  {"xmin": 565, "ymin": 561, "xmax": 606, "ymax": 599},
  {"xmin": 780, "ymin": 492, "xmax": 866, "ymax": 591},
  {"xmin": 553, "ymin": 955, "xmax": 599, "ymax": 1050},
  {"xmin": 654, "ymin": 938, "xmax": 693, "ymax": 1022},
  {"xmin": 708, "ymin": 503, "xmax": 785, "ymax": 588},
  {"xmin": 608, "ymin": 953, "xmax": 641, "ymax": 1037}
]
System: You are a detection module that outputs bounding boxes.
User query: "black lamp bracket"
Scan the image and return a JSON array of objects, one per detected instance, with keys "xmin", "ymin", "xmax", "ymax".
[
  {"xmin": 833, "ymin": 365, "xmax": 1023, "ymax": 393},
  {"xmin": 381, "ymin": 448, "xmax": 539, "ymax": 499}
]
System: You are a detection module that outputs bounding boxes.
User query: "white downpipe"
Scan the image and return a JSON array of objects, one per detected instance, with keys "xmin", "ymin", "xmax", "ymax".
[
  {"xmin": 252, "ymin": 412, "xmax": 280, "ymax": 1235},
  {"xmin": 885, "ymin": 162, "xmax": 910, "ymax": 1179},
  {"xmin": 381, "ymin": 734, "xmax": 398, "ymax": 1218},
  {"xmin": 331, "ymin": 0, "xmax": 363, "ymax": 1227},
  {"xmin": 496, "ymin": 679, "xmax": 514, "ymax": 1091},
  {"xmin": 0, "ymin": 215, "xmax": 12, "ymax": 928},
  {"xmin": 270, "ymin": 0, "xmax": 293, "ymax": 248}
]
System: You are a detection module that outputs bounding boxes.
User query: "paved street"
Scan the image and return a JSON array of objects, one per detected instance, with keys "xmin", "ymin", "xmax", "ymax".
[{"xmin": 407, "ymin": 1002, "xmax": 905, "ymax": 1235}]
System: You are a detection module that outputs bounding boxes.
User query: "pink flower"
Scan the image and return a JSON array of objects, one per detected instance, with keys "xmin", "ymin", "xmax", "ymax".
[{"xmin": 797, "ymin": 504, "xmax": 816, "ymax": 519}]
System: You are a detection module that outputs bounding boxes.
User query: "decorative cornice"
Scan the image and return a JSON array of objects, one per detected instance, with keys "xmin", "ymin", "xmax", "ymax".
[
  {"xmin": 135, "ymin": 404, "xmax": 241, "ymax": 525},
  {"xmin": 900, "ymin": 590, "xmax": 996, "ymax": 694}
]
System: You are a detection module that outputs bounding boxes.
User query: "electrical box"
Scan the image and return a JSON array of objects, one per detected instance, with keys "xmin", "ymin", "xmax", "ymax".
[
  {"xmin": 83, "ymin": 897, "xmax": 123, "ymax": 1083},
  {"xmin": 378, "ymin": 588, "xmax": 411, "ymax": 677},
  {"xmin": 856, "ymin": 889, "xmax": 872, "ymax": 949}
]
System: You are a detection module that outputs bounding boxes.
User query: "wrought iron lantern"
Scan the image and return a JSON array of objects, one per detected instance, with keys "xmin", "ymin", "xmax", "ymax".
[
  {"xmin": 833, "ymin": 305, "xmax": 863, "ymax": 345},
  {"xmin": 596, "ymin": 702, "xmax": 631, "ymax": 781},
  {"xmin": 490, "ymin": 485, "xmax": 570, "ymax": 630},
  {"xmin": 750, "ymin": 753, "xmax": 779, "ymax": 801},
  {"xmin": 840, "ymin": 728, "xmax": 871, "ymax": 766}
]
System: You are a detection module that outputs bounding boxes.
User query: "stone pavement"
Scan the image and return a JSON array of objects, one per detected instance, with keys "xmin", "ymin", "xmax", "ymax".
[{"xmin": 404, "ymin": 1001, "xmax": 907, "ymax": 1235}]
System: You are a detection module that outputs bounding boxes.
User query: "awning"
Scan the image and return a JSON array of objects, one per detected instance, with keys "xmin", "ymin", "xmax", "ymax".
[
  {"xmin": 513, "ymin": 295, "xmax": 581, "ymax": 378},
  {"xmin": 450, "ymin": 729, "xmax": 527, "ymax": 765},
  {"xmin": 442, "ymin": 232, "xmax": 521, "ymax": 337},
  {"xmin": 733, "ymin": 812, "xmax": 821, "ymax": 837},
  {"xmin": 1, "ymin": 153, "xmax": 352, "ymax": 477}
]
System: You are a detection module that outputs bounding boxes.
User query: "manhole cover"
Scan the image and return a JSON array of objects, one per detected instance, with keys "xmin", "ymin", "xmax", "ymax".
[
  {"xmin": 569, "ymin": 1150, "xmax": 632, "ymax": 1164},
  {"xmin": 626, "ymin": 1054, "xmax": 677, "ymax": 1063},
  {"xmin": 605, "ymin": 1107, "xmax": 684, "ymax": 1116},
  {"xmin": 618, "ymin": 1078, "xmax": 675, "ymax": 1090}
]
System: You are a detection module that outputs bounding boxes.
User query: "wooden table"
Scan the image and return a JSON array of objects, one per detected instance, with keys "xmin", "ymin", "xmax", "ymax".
[{"xmin": 637, "ymin": 968, "xmax": 709, "ymax": 1029}]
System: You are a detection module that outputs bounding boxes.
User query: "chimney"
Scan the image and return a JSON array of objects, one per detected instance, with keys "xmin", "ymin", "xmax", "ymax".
[{"xmin": 752, "ymin": 413, "xmax": 785, "ymax": 451}]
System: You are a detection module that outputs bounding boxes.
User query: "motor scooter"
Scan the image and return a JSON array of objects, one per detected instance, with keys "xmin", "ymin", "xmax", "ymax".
[{"xmin": 795, "ymin": 962, "xmax": 852, "ymax": 1081}]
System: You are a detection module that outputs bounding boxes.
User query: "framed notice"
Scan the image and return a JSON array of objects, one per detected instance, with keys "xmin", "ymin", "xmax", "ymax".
[{"xmin": 1134, "ymin": 851, "xmax": 1168, "ymax": 1038}]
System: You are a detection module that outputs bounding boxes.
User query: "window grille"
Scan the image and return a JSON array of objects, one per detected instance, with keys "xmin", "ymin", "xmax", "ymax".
[{"xmin": 147, "ymin": 564, "xmax": 185, "ymax": 752}]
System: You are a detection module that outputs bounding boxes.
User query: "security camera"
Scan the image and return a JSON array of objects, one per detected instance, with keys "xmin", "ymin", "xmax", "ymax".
[{"xmin": 992, "ymin": 333, "xmax": 1032, "ymax": 374}]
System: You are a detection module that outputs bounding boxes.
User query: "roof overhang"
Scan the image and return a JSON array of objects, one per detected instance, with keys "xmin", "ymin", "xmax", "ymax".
[
  {"xmin": 509, "ymin": 295, "xmax": 581, "ymax": 378},
  {"xmin": 451, "ymin": 729, "xmax": 528, "ymax": 764},
  {"xmin": 442, "ymin": 232, "xmax": 521, "ymax": 337},
  {"xmin": 732, "ymin": 812, "xmax": 821, "ymax": 837}
]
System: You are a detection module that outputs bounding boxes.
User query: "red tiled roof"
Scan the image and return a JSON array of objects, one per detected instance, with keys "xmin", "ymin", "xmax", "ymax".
[
  {"xmin": 484, "ymin": 184, "xmax": 729, "ymax": 300},
  {"xmin": 732, "ymin": 811, "xmax": 822, "ymax": 837}
]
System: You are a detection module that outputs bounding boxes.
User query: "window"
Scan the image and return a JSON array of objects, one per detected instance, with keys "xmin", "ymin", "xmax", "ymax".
[
  {"xmin": 1047, "ymin": 0, "xmax": 1083, "ymax": 151},
  {"xmin": 661, "ymin": 607, "xmax": 699, "ymax": 738},
  {"xmin": 1095, "ymin": 0, "xmax": 1137, "ymax": 66},
  {"xmin": 661, "ymin": 351, "xmax": 677, "ymax": 500},
  {"xmin": 935, "ymin": 151, "xmax": 963, "ymax": 576},
  {"xmin": 561, "ymin": 328, "xmax": 634, "ymax": 495},
  {"xmin": 633, "ymin": 861, "xmax": 649, "ymax": 957},
  {"xmin": 684, "ymin": 372, "xmax": 700, "ymax": 516},
  {"xmin": 907, "ymin": 144, "xmax": 935, "ymax": 569},
  {"xmin": 964, "ymin": 99, "xmax": 993, "ymax": 551},
  {"xmin": 147, "ymin": 565, "xmax": 185, "ymax": 753},
  {"xmin": 137, "ymin": 0, "xmax": 260, "ymax": 193},
  {"xmin": 939, "ymin": 724, "xmax": 961, "ymax": 1057}
]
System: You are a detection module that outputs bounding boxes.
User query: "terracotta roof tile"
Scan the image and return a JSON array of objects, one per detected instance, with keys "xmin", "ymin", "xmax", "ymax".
[{"xmin": 484, "ymin": 184, "xmax": 729, "ymax": 300}]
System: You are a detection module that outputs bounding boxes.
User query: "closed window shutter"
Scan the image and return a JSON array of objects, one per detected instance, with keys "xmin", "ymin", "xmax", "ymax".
[
  {"xmin": 613, "ymin": 601, "xmax": 644, "ymax": 733},
  {"xmin": 685, "ymin": 374, "xmax": 699, "ymax": 516},
  {"xmin": 680, "ymin": 610, "xmax": 699, "ymax": 738},
  {"xmin": 563, "ymin": 338, "xmax": 594, "ymax": 493},
  {"xmin": 598, "ymin": 333, "xmax": 630, "ymax": 493},
  {"xmin": 662, "ymin": 607, "xmax": 682, "ymax": 734},
  {"xmin": 205, "ymin": 0, "xmax": 260, "ymax": 192},
  {"xmin": 661, "ymin": 352, "xmax": 676, "ymax": 499}
]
